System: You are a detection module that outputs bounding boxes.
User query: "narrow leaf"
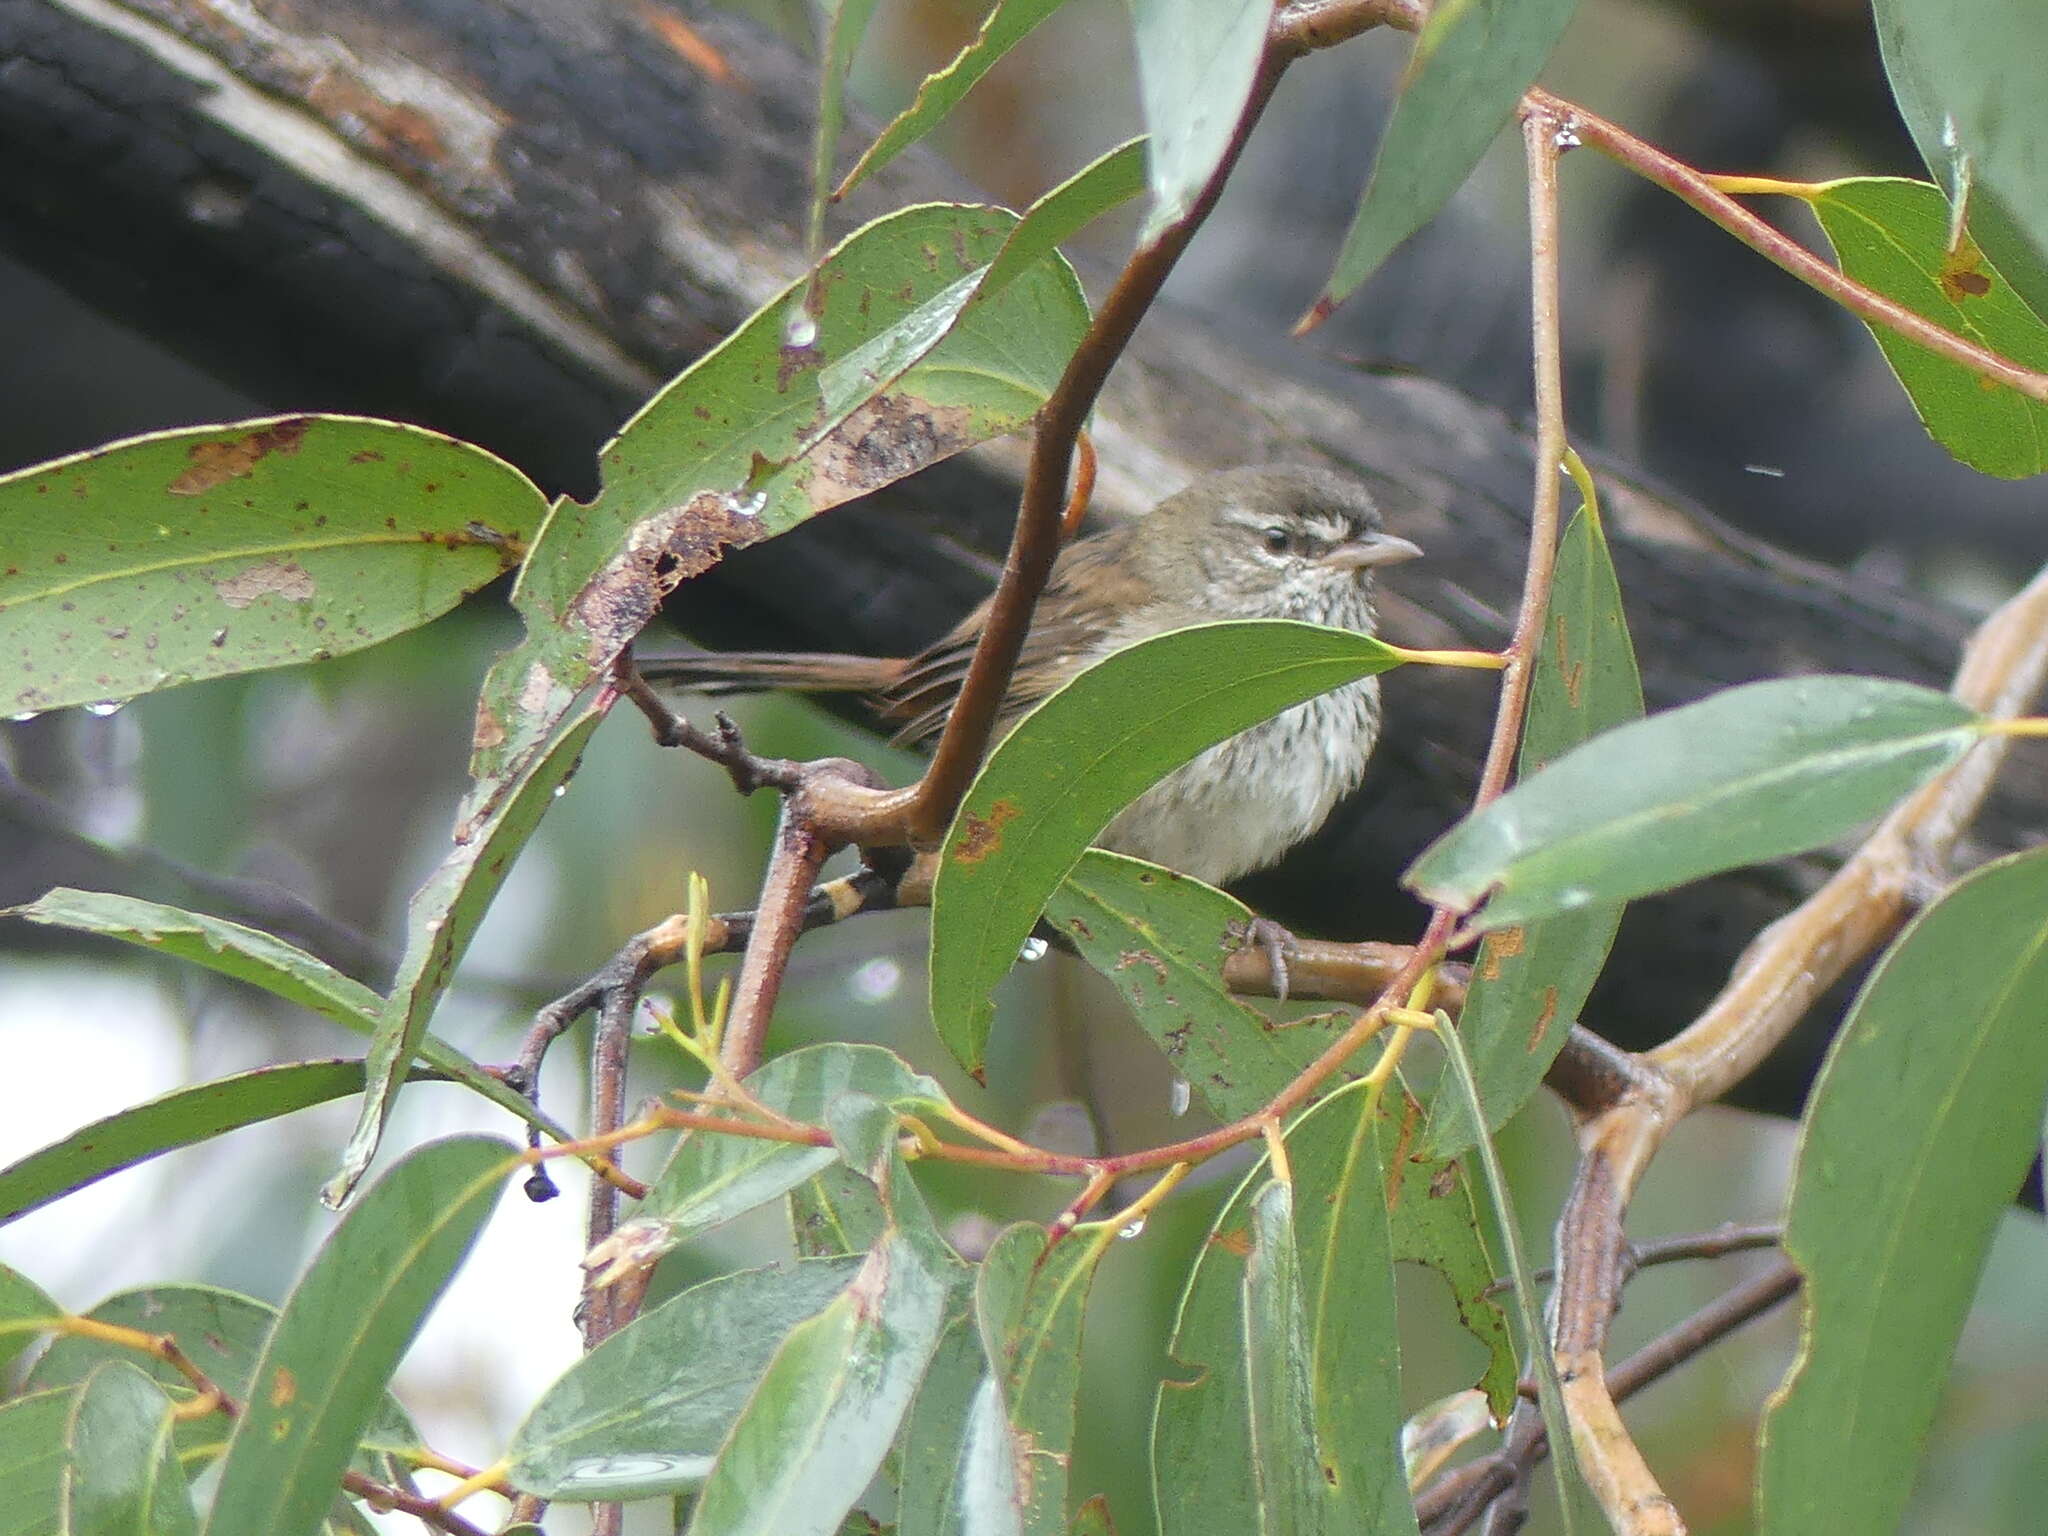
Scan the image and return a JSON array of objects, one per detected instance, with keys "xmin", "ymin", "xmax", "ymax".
[
  {"xmin": 1405, "ymin": 676, "xmax": 1981, "ymax": 931},
  {"xmin": 1810, "ymin": 177, "xmax": 2048, "ymax": 478},
  {"xmin": 1874, "ymin": 0, "xmax": 2048, "ymax": 320},
  {"xmin": 896, "ymin": 1317, "xmax": 1006, "ymax": 1536},
  {"xmin": 836, "ymin": 0, "xmax": 1073, "ymax": 197},
  {"xmin": 605, "ymin": 1044, "xmax": 949, "ymax": 1273},
  {"xmin": 328, "ymin": 706, "xmax": 601, "ymax": 1204},
  {"xmin": 1758, "ymin": 847, "xmax": 2048, "ymax": 1534},
  {"xmin": 1127, "ymin": 0, "xmax": 1269, "ymax": 244},
  {"xmin": 1307, "ymin": 0, "xmax": 1578, "ymax": 322},
  {"xmin": 204, "ymin": 1136, "xmax": 515, "ymax": 1536},
  {"xmin": 806, "ymin": 0, "xmax": 885, "ymax": 259},
  {"xmin": 507, "ymin": 1258, "xmax": 863, "ymax": 1500},
  {"xmin": 931, "ymin": 619, "xmax": 1406, "ymax": 1074},
  {"xmin": 61, "ymin": 1363, "xmax": 197, "ymax": 1536},
  {"xmin": 685, "ymin": 1231, "xmax": 949, "ymax": 1536},
  {"xmin": 1425, "ymin": 501, "xmax": 1641, "ymax": 1155},
  {"xmin": 7, "ymin": 889, "xmax": 571, "ymax": 1147},
  {"xmin": 0, "ymin": 417, "xmax": 539, "ymax": 717},
  {"xmin": 1240, "ymin": 1181, "xmax": 1326, "ymax": 1535}
]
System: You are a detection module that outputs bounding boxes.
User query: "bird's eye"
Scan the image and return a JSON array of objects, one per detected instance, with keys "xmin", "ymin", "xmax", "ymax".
[{"xmin": 1259, "ymin": 526, "xmax": 1292, "ymax": 555}]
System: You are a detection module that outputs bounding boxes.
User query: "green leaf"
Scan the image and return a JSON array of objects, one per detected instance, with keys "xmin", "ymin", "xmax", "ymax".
[
  {"xmin": 507, "ymin": 1257, "xmax": 863, "ymax": 1500},
  {"xmin": 970, "ymin": 1224, "xmax": 1108, "ymax": 1535},
  {"xmin": 0, "ymin": 1060, "xmax": 402, "ymax": 1226},
  {"xmin": 807, "ymin": 0, "xmax": 885, "ymax": 259},
  {"xmin": 6, "ymin": 889, "xmax": 572, "ymax": 1150},
  {"xmin": 1307, "ymin": 0, "xmax": 1578, "ymax": 321},
  {"xmin": 1809, "ymin": 178, "xmax": 2048, "ymax": 477},
  {"xmin": 327, "ymin": 705, "xmax": 601, "ymax": 1205},
  {"xmin": 204, "ymin": 1135, "xmax": 514, "ymax": 1536},
  {"xmin": 0, "ymin": 1264, "xmax": 61, "ymax": 1379},
  {"xmin": 684, "ymin": 1231, "xmax": 950, "ymax": 1536},
  {"xmin": 1874, "ymin": 0, "xmax": 2048, "ymax": 320},
  {"xmin": 931, "ymin": 619, "xmax": 1407, "ymax": 1074},
  {"xmin": 1153, "ymin": 1085, "xmax": 1425, "ymax": 1536},
  {"xmin": 605, "ymin": 1045, "xmax": 949, "ymax": 1274},
  {"xmin": 0, "ymin": 1390, "xmax": 73, "ymax": 1536},
  {"xmin": 836, "ymin": 0, "xmax": 1075, "ymax": 197},
  {"xmin": 977, "ymin": 140, "xmax": 1149, "ymax": 302},
  {"xmin": 1405, "ymin": 677, "xmax": 1982, "ymax": 932},
  {"xmin": 27, "ymin": 1286, "xmax": 415, "ymax": 1478},
  {"xmin": 1757, "ymin": 846, "xmax": 2048, "ymax": 1535},
  {"xmin": 1425, "ymin": 502, "xmax": 1641, "ymax": 1155},
  {"xmin": 0, "ymin": 417, "xmax": 538, "ymax": 717},
  {"xmin": 895, "ymin": 1317, "xmax": 1005, "ymax": 1536},
  {"xmin": 469, "ymin": 199, "xmax": 1089, "ymax": 789},
  {"xmin": 1127, "ymin": 0, "xmax": 1269, "ymax": 244},
  {"xmin": 1046, "ymin": 852, "xmax": 1334, "ymax": 1120},
  {"xmin": 790, "ymin": 1164, "xmax": 892, "ymax": 1260},
  {"xmin": 1239, "ymin": 1181, "xmax": 1328, "ymax": 1534},
  {"xmin": 61, "ymin": 1363, "xmax": 198, "ymax": 1536}
]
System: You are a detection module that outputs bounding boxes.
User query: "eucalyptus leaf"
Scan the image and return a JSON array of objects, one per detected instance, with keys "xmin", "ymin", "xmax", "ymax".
[
  {"xmin": 1758, "ymin": 847, "xmax": 2048, "ymax": 1534},
  {"xmin": 0, "ymin": 1390, "xmax": 73, "ymax": 1536},
  {"xmin": 0, "ymin": 417, "xmax": 539, "ymax": 717},
  {"xmin": 0, "ymin": 1264, "xmax": 60, "ymax": 1380},
  {"xmin": 1405, "ymin": 676, "xmax": 1981, "ymax": 931},
  {"xmin": 895, "ymin": 1318, "xmax": 1003, "ymax": 1536},
  {"xmin": 1810, "ymin": 177, "xmax": 2048, "ymax": 478},
  {"xmin": 1425, "ymin": 501, "xmax": 1641, "ymax": 1155},
  {"xmin": 1308, "ymin": 0, "xmax": 1578, "ymax": 322},
  {"xmin": 61, "ymin": 1363, "xmax": 197, "ymax": 1536},
  {"xmin": 931, "ymin": 619, "xmax": 1406, "ymax": 1075},
  {"xmin": 508, "ymin": 1257, "xmax": 863, "ymax": 1500},
  {"xmin": 1240, "ymin": 1181, "xmax": 1327, "ymax": 1534},
  {"xmin": 204, "ymin": 1136, "xmax": 514, "ymax": 1536},
  {"xmin": 1127, "ymin": 0, "xmax": 1269, "ymax": 243}
]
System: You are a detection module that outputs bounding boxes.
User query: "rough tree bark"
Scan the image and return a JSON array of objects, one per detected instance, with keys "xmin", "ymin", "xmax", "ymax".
[{"xmin": 3, "ymin": 0, "xmax": 2040, "ymax": 1114}]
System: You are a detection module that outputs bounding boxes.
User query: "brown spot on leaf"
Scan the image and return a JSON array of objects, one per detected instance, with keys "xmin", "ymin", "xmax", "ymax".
[
  {"xmin": 168, "ymin": 418, "xmax": 310, "ymax": 495},
  {"xmin": 1478, "ymin": 927, "xmax": 1524, "ymax": 981},
  {"xmin": 215, "ymin": 558, "xmax": 316, "ymax": 608},
  {"xmin": 1938, "ymin": 237, "xmax": 1995, "ymax": 302},
  {"xmin": 1210, "ymin": 1225, "xmax": 1251, "ymax": 1258},
  {"xmin": 269, "ymin": 1366, "xmax": 297, "ymax": 1407},
  {"xmin": 568, "ymin": 491, "xmax": 768, "ymax": 664},
  {"xmin": 805, "ymin": 394, "xmax": 977, "ymax": 512},
  {"xmin": 1527, "ymin": 986, "xmax": 1558, "ymax": 1052},
  {"xmin": 1115, "ymin": 948, "xmax": 1170, "ymax": 985},
  {"xmin": 1383, "ymin": 1093, "xmax": 1421, "ymax": 1212},
  {"xmin": 1066, "ymin": 917, "xmax": 1092, "ymax": 941},
  {"xmin": 1428, "ymin": 1164, "xmax": 1459, "ymax": 1199},
  {"xmin": 952, "ymin": 799, "xmax": 1019, "ymax": 863}
]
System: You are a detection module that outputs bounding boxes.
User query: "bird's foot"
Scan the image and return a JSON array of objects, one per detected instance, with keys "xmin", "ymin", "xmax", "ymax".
[{"xmin": 1228, "ymin": 916, "xmax": 1300, "ymax": 1003}]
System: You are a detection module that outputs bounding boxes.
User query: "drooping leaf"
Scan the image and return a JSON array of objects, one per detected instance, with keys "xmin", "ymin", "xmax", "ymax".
[
  {"xmin": 837, "ymin": 0, "xmax": 1077, "ymax": 197},
  {"xmin": 1239, "ymin": 1181, "xmax": 1328, "ymax": 1534},
  {"xmin": 1306, "ymin": 0, "xmax": 1579, "ymax": 324},
  {"xmin": 603, "ymin": 1044, "xmax": 950, "ymax": 1275},
  {"xmin": 684, "ymin": 1231, "xmax": 950, "ymax": 1536},
  {"xmin": 0, "ymin": 416, "xmax": 539, "ymax": 717},
  {"xmin": 1405, "ymin": 677, "xmax": 1981, "ymax": 931},
  {"xmin": 896, "ymin": 1317, "xmax": 1004, "ymax": 1536},
  {"xmin": 1153, "ymin": 1085, "xmax": 1431, "ymax": 1536},
  {"xmin": 327, "ymin": 705, "xmax": 601, "ymax": 1205},
  {"xmin": 931, "ymin": 619, "xmax": 1406, "ymax": 1074},
  {"xmin": 507, "ymin": 1257, "xmax": 864, "ymax": 1501},
  {"xmin": 1808, "ymin": 177, "xmax": 2048, "ymax": 478},
  {"xmin": 0, "ymin": 1264, "xmax": 61, "ymax": 1379},
  {"xmin": 469, "ymin": 200, "xmax": 1089, "ymax": 790},
  {"xmin": 204, "ymin": 1136, "xmax": 514, "ymax": 1536},
  {"xmin": 1425, "ymin": 501, "xmax": 1641, "ymax": 1155},
  {"xmin": 26, "ymin": 1286, "xmax": 415, "ymax": 1477},
  {"xmin": 0, "ymin": 1060, "xmax": 408, "ymax": 1226},
  {"xmin": 1758, "ymin": 847, "xmax": 2048, "ymax": 1535},
  {"xmin": 6, "ymin": 889, "xmax": 571, "ymax": 1149},
  {"xmin": 1127, "ymin": 0, "xmax": 1269, "ymax": 244},
  {"xmin": 0, "ymin": 1389, "xmax": 73, "ymax": 1536},
  {"xmin": 61, "ymin": 1363, "xmax": 198, "ymax": 1536},
  {"xmin": 1046, "ymin": 852, "xmax": 1325, "ymax": 1120},
  {"xmin": 1874, "ymin": 0, "xmax": 2048, "ymax": 320}
]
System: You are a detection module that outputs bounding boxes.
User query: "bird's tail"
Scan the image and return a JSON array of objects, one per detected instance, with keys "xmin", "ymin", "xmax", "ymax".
[{"xmin": 634, "ymin": 649, "xmax": 905, "ymax": 698}]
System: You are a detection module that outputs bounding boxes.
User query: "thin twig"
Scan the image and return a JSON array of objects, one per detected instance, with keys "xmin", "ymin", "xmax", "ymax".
[
  {"xmin": 1483, "ymin": 1221, "xmax": 1782, "ymax": 1297},
  {"xmin": 1539, "ymin": 87, "xmax": 2048, "ymax": 404},
  {"xmin": 721, "ymin": 793, "xmax": 836, "ymax": 1076}
]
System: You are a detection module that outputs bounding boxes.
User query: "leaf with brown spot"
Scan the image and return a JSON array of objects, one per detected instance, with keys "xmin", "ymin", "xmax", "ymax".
[
  {"xmin": 0, "ymin": 416, "xmax": 542, "ymax": 715},
  {"xmin": 953, "ymin": 799, "xmax": 1020, "ymax": 864}
]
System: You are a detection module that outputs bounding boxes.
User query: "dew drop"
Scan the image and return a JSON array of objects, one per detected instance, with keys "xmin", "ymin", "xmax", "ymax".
[
  {"xmin": 732, "ymin": 490, "xmax": 768, "ymax": 518},
  {"xmin": 7, "ymin": 709, "xmax": 42, "ymax": 723},
  {"xmin": 1118, "ymin": 1216, "xmax": 1147, "ymax": 1240},
  {"xmin": 1017, "ymin": 936, "xmax": 1050, "ymax": 964},
  {"xmin": 1553, "ymin": 123, "xmax": 1581, "ymax": 150},
  {"xmin": 552, "ymin": 783, "xmax": 569, "ymax": 798},
  {"xmin": 783, "ymin": 307, "xmax": 818, "ymax": 349},
  {"xmin": 1168, "ymin": 1075, "xmax": 1192, "ymax": 1117},
  {"xmin": 84, "ymin": 700, "xmax": 124, "ymax": 718}
]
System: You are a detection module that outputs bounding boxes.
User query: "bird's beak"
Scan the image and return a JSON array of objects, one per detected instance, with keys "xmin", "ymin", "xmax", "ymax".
[{"xmin": 1323, "ymin": 531, "xmax": 1424, "ymax": 570}]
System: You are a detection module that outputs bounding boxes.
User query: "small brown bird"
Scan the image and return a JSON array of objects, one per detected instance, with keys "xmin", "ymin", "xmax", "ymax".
[{"xmin": 640, "ymin": 466, "xmax": 1421, "ymax": 886}]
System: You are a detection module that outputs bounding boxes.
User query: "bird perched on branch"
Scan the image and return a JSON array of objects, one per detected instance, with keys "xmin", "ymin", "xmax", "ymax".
[{"xmin": 640, "ymin": 465, "xmax": 1421, "ymax": 887}]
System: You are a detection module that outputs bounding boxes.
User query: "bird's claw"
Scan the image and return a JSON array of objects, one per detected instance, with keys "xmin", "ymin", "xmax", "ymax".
[{"xmin": 1229, "ymin": 916, "xmax": 1300, "ymax": 1003}]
